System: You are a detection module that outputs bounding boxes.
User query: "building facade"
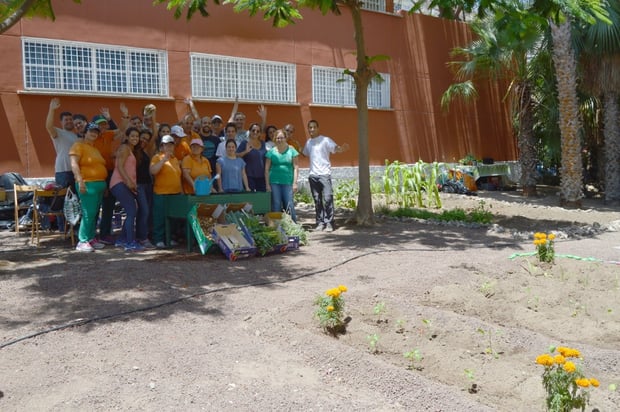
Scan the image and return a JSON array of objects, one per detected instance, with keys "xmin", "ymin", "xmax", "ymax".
[{"xmin": 0, "ymin": 0, "xmax": 515, "ymax": 178}]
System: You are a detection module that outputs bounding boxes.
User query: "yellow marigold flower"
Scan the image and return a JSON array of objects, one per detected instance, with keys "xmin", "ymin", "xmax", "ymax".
[
  {"xmin": 558, "ymin": 347, "xmax": 581, "ymax": 358},
  {"xmin": 536, "ymin": 354, "xmax": 554, "ymax": 367},
  {"xmin": 548, "ymin": 233, "xmax": 555, "ymax": 240},
  {"xmin": 563, "ymin": 361, "xmax": 576, "ymax": 373},
  {"xmin": 554, "ymin": 354, "xmax": 566, "ymax": 364},
  {"xmin": 575, "ymin": 378, "xmax": 590, "ymax": 387},
  {"xmin": 589, "ymin": 378, "xmax": 600, "ymax": 387},
  {"xmin": 325, "ymin": 288, "xmax": 340, "ymax": 298},
  {"xmin": 326, "ymin": 305, "xmax": 335, "ymax": 312},
  {"xmin": 534, "ymin": 232, "xmax": 544, "ymax": 239},
  {"xmin": 338, "ymin": 285, "xmax": 347, "ymax": 292}
]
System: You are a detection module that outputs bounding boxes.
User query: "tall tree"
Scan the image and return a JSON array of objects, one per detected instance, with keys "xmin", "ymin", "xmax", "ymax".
[{"xmin": 157, "ymin": 0, "xmax": 381, "ymax": 225}]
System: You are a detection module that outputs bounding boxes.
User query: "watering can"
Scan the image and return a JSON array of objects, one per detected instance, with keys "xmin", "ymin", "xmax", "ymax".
[{"xmin": 194, "ymin": 174, "xmax": 219, "ymax": 196}]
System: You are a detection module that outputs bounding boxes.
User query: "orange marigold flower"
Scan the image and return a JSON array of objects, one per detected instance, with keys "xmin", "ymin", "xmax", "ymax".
[
  {"xmin": 554, "ymin": 354, "xmax": 566, "ymax": 364},
  {"xmin": 557, "ymin": 347, "xmax": 580, "ymax": 358},
  {"xmin": 575, "ymin": 378, "xmax": 590, "ymax": 387},
  {"xmin": 338, "ymin": 285, "xmax": 348, "ymax": 292},
  {"xmin": 563, "ymin": 361, "xmax": 576, "ymax": 373},
  {"xmin": 589, "ymin": 378, "xmax": 599, "ymax": 387},
  {"xmin": 536, "ymin": 354, "xmax": 554, "ymax": 367}
]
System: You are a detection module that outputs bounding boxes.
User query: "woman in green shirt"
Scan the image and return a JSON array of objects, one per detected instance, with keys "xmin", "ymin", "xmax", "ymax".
[{"xmin": 265, "ymin": 129, "xmax": 299, "ymax": 222}]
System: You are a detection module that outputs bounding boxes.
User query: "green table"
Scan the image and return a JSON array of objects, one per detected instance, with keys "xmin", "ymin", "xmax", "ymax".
[{"xmin": 163, "ymin": 192, "xmax": 271, "ymax": 249}]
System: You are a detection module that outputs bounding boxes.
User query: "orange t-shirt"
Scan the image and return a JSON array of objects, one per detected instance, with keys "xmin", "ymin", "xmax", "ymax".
[
  {"xmin": 181, "ymin": 154, "xmax": 212, "ymax": 194},
  {"xmin": 174, "ymin": 138, "xmax": 191, "ymax": 161},
  {"xmin": 151, "ymin": 153, "xmax": 182, "ymax": 195},
  {"xmin": 69, "ymin": 141, "xmax": 108, "ymax": 181},
  {"xmin": 93, "ymin": 130, "xmax": 120, "ymax": 171}
]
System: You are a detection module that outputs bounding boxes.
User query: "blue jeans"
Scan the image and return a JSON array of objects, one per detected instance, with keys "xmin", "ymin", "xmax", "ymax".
[
  {"xmin": 308, "ymin": 175, "xmax": 334, "ymax": 226},
  {"xmin": 110, "ymin": 183, "xmax": 138, "ymax": 244},
  {"xmin": 136, "ymin": 183, "xmax": 152, "ymax": 241},
  {"xmin": 270, "ymin": 183, "xmax": 296, "ymax": 222}
]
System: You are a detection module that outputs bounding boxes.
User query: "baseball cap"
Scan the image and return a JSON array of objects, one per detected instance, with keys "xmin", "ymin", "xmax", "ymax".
[
  {"xmin": 190, "ymin": 138, "xmax": 204, "ymax": 147},
  {"xmin": 161, "ymin": 135, "xmax": 175, "ymax": 144},
  {"xmin": 211, "ymin": 115, "xmax": 223, "ymax": 123},
  {"xmin": 85, "ymin": 122, "xmax": 101, "ymax": 133},
  {"xmin": 170, "ymin": 125, "xmax": 187, "ymax": 137},
  {"xmin": 91, "ymin": 115, "xmax": 108, "ymax": 124}
]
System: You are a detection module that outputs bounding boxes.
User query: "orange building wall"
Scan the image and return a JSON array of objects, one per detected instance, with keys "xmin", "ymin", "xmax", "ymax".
[{"xmin": 0, "ymin": 1, "xmax": 515, "ymax": 178}]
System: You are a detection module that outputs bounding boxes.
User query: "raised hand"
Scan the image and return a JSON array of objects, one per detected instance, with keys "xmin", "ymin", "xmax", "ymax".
[
  {"xmin": 100, "ymin": 107, "xmax": 111, "ymax": 120},
  {"xmin": 49, "ymin": 98, "xmax": 61, "ymax": 110},
  {"xmin": 257, "ymin": 104, "xmax": 267, "ymax": 120},
  {"xmin": 120, "ymin": 102, "xmax": 129, "ymax": 117}
]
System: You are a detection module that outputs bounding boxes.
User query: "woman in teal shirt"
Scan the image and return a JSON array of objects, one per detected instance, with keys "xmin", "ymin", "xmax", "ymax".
[{"xmin": 265, "ymin": 129, "xmax": 299, "ymax": 222}]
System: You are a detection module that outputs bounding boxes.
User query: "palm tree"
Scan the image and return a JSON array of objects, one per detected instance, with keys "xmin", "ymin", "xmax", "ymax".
[
  {"xmin": 578, "ymin": 2, "xmax": 620, "ymax": 204},
  {"xmin": 441, "ymin": 10, "xmax": 545, "ymax": 196}
]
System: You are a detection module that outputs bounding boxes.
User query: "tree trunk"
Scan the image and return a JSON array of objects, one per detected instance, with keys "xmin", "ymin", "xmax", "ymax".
[
  {"xmin": 0, "ymin": 0, "xmax": 38, "ymax": 34},
  {"xmin": 602, "ymin": 92, "xmax": 620, "ymax": 204},
  {"xmin": 348, "ymin": 3, "xmax": 375, "ymax": 226},
  {"xmin": 550, "ymin": 20, "xmax": 583, "ymax": 208},
  {"xmin": 516, "ymin": 81, "xmax": 538, "ymax": 197}
]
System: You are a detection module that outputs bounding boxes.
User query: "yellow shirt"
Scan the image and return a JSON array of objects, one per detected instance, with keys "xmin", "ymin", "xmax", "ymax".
[
  {"xmin": 151, "ymin": 153, "xmax": 182, "ymax": 194},
  {"xmin": 181, "ymin": 154, "xmax": 212, "ymax": 194},
  {"xmin": 69, "ymin": 141, "xmax": 107, "ymax": 182}
]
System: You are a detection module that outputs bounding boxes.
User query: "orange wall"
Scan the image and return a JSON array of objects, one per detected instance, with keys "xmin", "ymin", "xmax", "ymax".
[{"xmin": 0, "ymin": 0, "xmax": 515, "ymax": 178}]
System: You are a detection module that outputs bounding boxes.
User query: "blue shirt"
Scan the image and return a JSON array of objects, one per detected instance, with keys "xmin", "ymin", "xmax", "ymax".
[{"xmin": 217, "ymin": 156, "xmax": 246, "ymax": 192}]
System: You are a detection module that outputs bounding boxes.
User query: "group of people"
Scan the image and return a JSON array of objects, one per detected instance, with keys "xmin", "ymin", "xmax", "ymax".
[{"xmin": 46, "ymin": 96, "xmax": 349, "ymax": 253}]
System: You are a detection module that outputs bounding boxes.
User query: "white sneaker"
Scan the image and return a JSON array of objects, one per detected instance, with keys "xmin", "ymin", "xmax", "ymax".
[
  {"xmin": 155, "ymin": 241, "xmax": 166, "ymax": 249},
  {"xmin": 89, "ymin": 239, "xmax": 105, "ymax": 250},
  {"xmin": 140, "ymin": 239, "xmax": 156, "ymax": 249},
  {"xmin": 324, "ymin": 224, "xmax": 334, "ymax": 232},
  {"xmin": 76, "ymin": 241, "xmax": 94, "ymax": 252}
]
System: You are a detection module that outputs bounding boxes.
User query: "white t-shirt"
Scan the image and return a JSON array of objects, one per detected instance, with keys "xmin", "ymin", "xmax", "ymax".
[
  {"xmin": 303, "ymin": 135, "xmax": 337, "ymax": 176},
  {"xmin": 52, "ymin": 127, "xmax": 78, "ymax": 173}
]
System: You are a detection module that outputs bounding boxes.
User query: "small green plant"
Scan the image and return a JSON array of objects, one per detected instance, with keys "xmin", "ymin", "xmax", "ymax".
[
  {"xmin": 533, "ymin": 232, "xmax": 556, "ymax": 263},
  {"xmin": 464, "ymin": 368, "xmax": 475, "ymax": 381},
  {"xmin": 314, "ymin": 285, "xmax": 348, "ymax": 335},
  {"xmin": 404, "ymin": 349, "xmax": 423, "ymax": 370},
  {"xmin": 395, "ymin": 319, "xmax": 406, "ymax": 333},
  {"xmin": 477, "ymin": 328, "xmax": 501, "ymax": 358},
  {"xmin": 382, "ymin": 159, "xmax": 442, "ymax": 209},
  {"xmin": 382, "ymin": 206, "xmax": 492, "ymax": 224},
  {"xmin": 294, "ymin": 186, "xmax": 313, "ymax": 204},
  {"xmin": 373, "ymin": 301, "xmax": 386, "ymax": 316},
  {"xmin": 478, "ymin": 280, "xmax": 495, "ymax": 298},
  {"xmin": 367, "ymin": 333, "xmax": 380, "ymax": 353},
  {"xmin": 536, "ymin": 346, "xmax": 599, "ymax": 412},
  {"xmin": 464, "ymin": 368, "xmax": 479, "ymax": 393},
  {"xmin": 333, "ymin": 179, "xmax": 358, "ymax": 209}
]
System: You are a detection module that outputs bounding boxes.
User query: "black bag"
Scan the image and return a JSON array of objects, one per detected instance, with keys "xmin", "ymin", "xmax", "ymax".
[{"xmin": 0, "ymin": 172, "xmax": 33, "ymax": 221}]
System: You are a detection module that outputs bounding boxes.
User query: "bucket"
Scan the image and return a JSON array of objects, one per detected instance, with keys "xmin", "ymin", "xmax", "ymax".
[{"xmin": 194, "ymin": 175, "xmax": 212, "ymax": 196}]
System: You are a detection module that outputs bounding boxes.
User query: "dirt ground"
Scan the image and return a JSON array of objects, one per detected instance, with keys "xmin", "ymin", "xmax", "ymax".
[{"xmin": 1, "ymin": 187, "xmax": 620, "ymax": 411}]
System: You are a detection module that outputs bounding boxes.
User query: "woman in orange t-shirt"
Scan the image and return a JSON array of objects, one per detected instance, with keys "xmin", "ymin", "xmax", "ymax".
[
  {"xmin": 181, "ymin": 138, "xmax": 212, "ymax": 194},
  {"xmin": 69, "ymin": 122, "xmax": 108, "ymax": 252},
  {"xmin": 149, "ymin": 134, "xmax": 182, "ymax": 248}
]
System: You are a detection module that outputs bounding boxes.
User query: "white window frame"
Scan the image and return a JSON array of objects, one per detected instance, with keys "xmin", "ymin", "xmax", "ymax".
[
  {"xmin": 361, "ymin": 0, "xmax": 387, "ymax": 12},
  {"xmin": 312, "ymin": 66, "xmax": 391, "ymax": 109},
  {"xmin": 22, "ymin": 37, "xmax": 168, "ymax": 97},
  {"xmin": 190, "ymin": 53, "xmax": 296, "ymax": 103}
]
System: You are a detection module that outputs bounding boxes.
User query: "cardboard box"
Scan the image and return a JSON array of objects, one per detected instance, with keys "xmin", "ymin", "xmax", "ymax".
[
  {"xmin": 211, "ymin": 224, "xmax": 257, "ymax": 261},
  {"xmin": 187, "ymin": 204, "xmax": 225, "ymax": 254},
  {"xmin": 264, "ymin": 211, "xmax": 283, "ymax": 227}
]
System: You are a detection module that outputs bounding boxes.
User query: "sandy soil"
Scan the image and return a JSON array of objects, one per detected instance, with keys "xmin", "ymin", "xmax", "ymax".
[{"xmin": 1, "ymin": 187, "xmax": 619, "ymax": 411}]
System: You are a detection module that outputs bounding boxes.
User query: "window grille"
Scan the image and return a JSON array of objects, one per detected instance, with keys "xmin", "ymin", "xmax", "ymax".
[
  {"xmin": 312, "ymin": 66, "xmax": 391, "ymax": 109},
  {"xmin": 191, "ymin": 53, "xmax": 296, "ymax": 103},
  {"xmin": 361, "ymin": 0, "xmax": 387, "ymax": 12},
  {"xmin": 22, "ymin": 38, "xmax": 168, "ymax": 96}
]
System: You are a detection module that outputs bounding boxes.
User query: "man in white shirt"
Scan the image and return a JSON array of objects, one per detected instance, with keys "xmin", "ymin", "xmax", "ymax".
[
  {"xmin": 45, "ymin": 98, "xmax": 78, "ymax": 188},
  {"xmin": 302, "ymin": 119, "xmax": 349, "ymax": 232}
]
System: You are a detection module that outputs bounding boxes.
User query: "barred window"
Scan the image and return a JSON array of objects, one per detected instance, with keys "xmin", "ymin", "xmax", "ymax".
[
  {"xmin": 361, "ymin": 0, "xmax": 387, "ymax": 12},
  {"xmin": 22, "ymin": 38, "xmax": 168, "ymax": 96},
  {"xmin": 312, "ymin": 66, "xmax": 391, "ymax": 109},
  {"xmin": 191, "ymin": 53, "xmax": 296, "ymax": 103}
]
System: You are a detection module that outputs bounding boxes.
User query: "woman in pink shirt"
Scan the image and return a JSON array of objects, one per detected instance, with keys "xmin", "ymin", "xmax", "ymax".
[{"xmin": 109, "ymin": 127, "xmax": 143, "ymax": 252}]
